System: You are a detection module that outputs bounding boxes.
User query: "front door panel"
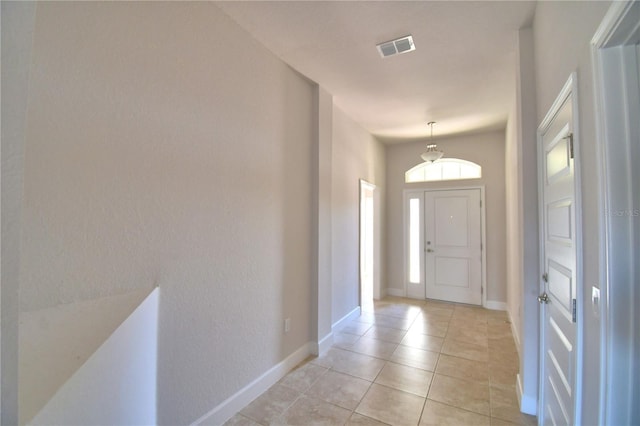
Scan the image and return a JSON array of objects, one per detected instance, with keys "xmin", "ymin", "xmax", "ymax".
[{"xmin": 425, "ymin": 189, "xmax": 482, "ymax": 305}]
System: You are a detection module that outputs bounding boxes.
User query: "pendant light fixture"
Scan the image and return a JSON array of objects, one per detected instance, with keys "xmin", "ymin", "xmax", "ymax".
[{"xmin": 420, "ymin": 121, "xmax": 444, "ymax": 163}]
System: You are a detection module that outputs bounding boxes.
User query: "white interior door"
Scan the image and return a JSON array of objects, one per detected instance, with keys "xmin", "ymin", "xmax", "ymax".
[
  {"xmin": 538, "ymin": 76, "xmax": 580, "ymax": 426},
  {"xmin": 424, "ymin": 189, "xmax": 482, "ymax": 305}
]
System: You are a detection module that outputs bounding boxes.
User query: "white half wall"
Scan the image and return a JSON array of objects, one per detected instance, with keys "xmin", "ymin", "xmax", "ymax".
[
  {"xmin": 29, "ymin": 288, "xmax": 159, "ymax": 426},
  {"xmin": 19, "ymin": 289, "xmax": 152, "ymax": 424}
]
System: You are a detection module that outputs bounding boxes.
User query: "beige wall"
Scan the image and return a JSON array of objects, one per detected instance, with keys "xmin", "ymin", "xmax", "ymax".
[
  {"xmin": 385, "ymin": 130, "xmax": 506, "ymax": 304},
  {"xmin": 1, "ymin": 2, "xmax": 37, "ymax": 423},
  {"xmin": 18, "ymin": 2, "xmax": 316, "ymax": 424},
  {"xmin": 506, "ymin": 26, "xmax": 539, "ymax": 412},
  {"xmin": 13, "ymin": 2, "xmax": 390, "ymax": 423},
  {"xmin": 505, "ymin": 96, "xmax": 522, "ymax": 337},
  {"xmin": 533, "ymin": 1, "xmax": 611, "ymax": 421},
  {"xmin": 312, "ymin": 86, "xmax": 334, "ymax": 347},
  {"xmin": 11, "ymin": 1, "xmax": 617, "ymax": 423},
  {"xmin": 331, "ymin": 107, "xmax": 386, "ymax": 324}
]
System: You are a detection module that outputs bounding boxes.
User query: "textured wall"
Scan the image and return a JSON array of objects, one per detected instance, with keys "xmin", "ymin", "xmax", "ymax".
[
  {"xmin": 385, "ymin": 130, "xmax": 507, "ymax": 304},
  {"xmin": 506, "ymin": 26, "xmax": 539, "ymax": 413},
  {"xmin": 1, "ymin": 2, "xmax": 36, "ymax": 423},
  {"xmin": 505, "ymin": 95, "xmax": 522, "ymax": 339},
  {"xmin": 312, "ymin": 87, "xmax": 334, "ymax": 346},
  {"xmin": 19, "ymin": 2, "xmax": 315, "ymax": 424},
  {"xmin": 331, "ymin": 107, "xmax": 386, "ymax": 324}
]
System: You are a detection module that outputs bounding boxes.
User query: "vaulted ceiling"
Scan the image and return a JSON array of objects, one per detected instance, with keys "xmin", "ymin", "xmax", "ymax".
[{"xmin": 216, "ymin": 1, "xmax": 536, "ymax": 143}]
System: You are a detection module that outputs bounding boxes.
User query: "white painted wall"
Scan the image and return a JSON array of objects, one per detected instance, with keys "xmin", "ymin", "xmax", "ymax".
[
  {"xmin": 532, "ymin": 1, "xmax": 612, "ymax": 421},
  {"xmin": 505, "ymin": 96, "xmax": 521, "ymax": 342},
  {"xmin": 29, "ymin": 289, "xmax": 159, "ymax": 426},
  {"xmin": 311, "ymin": 87, "xmax": 334, "ymax": 353},
  {"xmin": 18, "ymin": 2, "xmax": 316, "ymax": 424},
  {"xmin": 19, "ymin": 289, "xmax": 151, "ymax": 423},
  {"xmin": 1, "ymin": 2, "xmax": 36, "ymax": 423},
  {"xmin": 385, "ymin": 131, "xmax": 506, "ymax": 304},
  {"xmin": 331, "ymin": 107, "xmax": 385, "ymax": 325},
  {"xmin": 506, "ymin": 26, "xmax": 539, "ymax": 414}
]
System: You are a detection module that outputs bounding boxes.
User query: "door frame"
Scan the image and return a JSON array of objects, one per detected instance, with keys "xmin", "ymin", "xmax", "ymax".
[
  {"xmin": 359, "ymin": 179, "xmax": 379, "ymax": 306},
  {"xmin": 536, "ymin": 72, "xmax": 583, "ymax": 426},
  {"xmin": 403, "ymin": 185, "xmax": 487, "ymax": 306},
  {"xmin": 591, "ymin": 2, "xmax": 640, "ymax": 424}
]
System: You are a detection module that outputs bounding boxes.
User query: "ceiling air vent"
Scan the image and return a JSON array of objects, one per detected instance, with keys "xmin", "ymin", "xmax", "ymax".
[{"xmin": 376, "ymin": 35, "xmax": 415, "ymax": 58}]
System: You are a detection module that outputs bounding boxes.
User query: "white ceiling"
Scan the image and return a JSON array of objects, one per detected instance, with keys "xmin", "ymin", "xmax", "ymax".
[{"xmin": 215, "ymin": 1, "xmax": 536, "ymax": 143}]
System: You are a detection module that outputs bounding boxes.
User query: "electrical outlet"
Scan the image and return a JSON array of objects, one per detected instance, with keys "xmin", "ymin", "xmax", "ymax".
[{"xmin": 284, "ymin": 318, "xmax": 291, "ymax": 333}]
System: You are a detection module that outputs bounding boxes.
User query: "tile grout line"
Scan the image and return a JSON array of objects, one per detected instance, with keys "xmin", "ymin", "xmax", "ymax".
[{"xmin": 228, "ymin": 298, "xmax": 527, "ymax": 426}]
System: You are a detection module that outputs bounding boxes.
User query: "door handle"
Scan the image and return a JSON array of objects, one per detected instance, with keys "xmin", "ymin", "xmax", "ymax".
[
  {"xmin": 538, "ymin": 292, "xmax": 550, "ymax": 304},
  {"xmin": 426, "ymin": 248, "xmax": 434, "ymax": 253}
]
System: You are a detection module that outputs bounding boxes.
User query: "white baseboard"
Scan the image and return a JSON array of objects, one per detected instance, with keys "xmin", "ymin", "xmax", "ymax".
[
  {"xmin": 516, "ymin": 373, "xmax": 524, "ymax": 407},
  {"xmin": 517, "ymin": 373, "xmax": 537, "ymax": 415},
  {"xmin": 191, "ymin": 342, "xmax": 313, "ymax": 426},
  {"xmin": 313, "ymin": 332, "xmax": 333, "ymax": 357},
  {"xmin": 332, "ymin": 306, "xmax": 361, "ymax": 333},
  {"xmin": 516, "ymin": 373, "xmax": 522, "ymax": 407},
  {"xmin": 386, "ymin": 288, "xmax": 405, "ymax": 297},
  {"xmin": 484, "ymin": 300, "xmax": 507, "ymax": 311},
  {"xmin": 521, "ymin": 394, "xmax": 537, "ymax": 415}
]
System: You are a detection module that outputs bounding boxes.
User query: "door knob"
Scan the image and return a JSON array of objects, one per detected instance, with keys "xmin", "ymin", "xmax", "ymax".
[
  {"xmin": 538, "ymin": 292, "xmax": 550, "ymax": 304},
  {"xmin": 426, "ymin": 248, "xmax": 434, "ymax": 253}
]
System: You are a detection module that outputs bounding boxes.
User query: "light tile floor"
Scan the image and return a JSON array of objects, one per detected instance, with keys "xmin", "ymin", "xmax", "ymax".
[{"xmin": 226, "ymin": 297, "xmax": 537, "ymax": 426}]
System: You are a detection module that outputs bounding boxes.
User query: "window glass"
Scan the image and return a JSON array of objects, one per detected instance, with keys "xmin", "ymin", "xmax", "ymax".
[
  {"xmin": 405, "ymin": 159, "xmax": 481, "ymax": 183},
  {"xmin": 409, "ymin": 198, "xmax": 420, "ymax": 283}
]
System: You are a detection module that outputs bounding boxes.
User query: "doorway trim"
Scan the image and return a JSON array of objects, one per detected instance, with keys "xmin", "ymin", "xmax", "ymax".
[
  {"xmin": 592, "ymin": 2, "xmax": 640, "ymax": 424},
  {"xmin": 359, "ymin": 179, "xmax": 378, "ymax": 309},
  {"xmin": 402, "ymin": 185, "xmax": 487, "ymax": 307}
]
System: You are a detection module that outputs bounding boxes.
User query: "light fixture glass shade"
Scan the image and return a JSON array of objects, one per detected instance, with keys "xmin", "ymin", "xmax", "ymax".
[{"xmin": 421, "ymin": 144, "xmax": 444, "ymax": 162}]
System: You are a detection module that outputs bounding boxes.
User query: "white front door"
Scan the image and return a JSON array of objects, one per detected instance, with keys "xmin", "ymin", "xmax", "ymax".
[
  {"xmin": 538, "ymin": 75, "xmax": 580, "ymax": 426},
  {"xmin": 425, "ymin": 189, "xmax": 482, "ymax": 305},
  {"xmin": 405, "ymin": 188, "xmax": 482, "ymax": 305}
]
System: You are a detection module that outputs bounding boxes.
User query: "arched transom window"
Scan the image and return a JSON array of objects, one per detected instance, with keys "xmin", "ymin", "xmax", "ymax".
[{"xmin": 405, "ymin": 158, "xmax": 482, "ymax": 183}]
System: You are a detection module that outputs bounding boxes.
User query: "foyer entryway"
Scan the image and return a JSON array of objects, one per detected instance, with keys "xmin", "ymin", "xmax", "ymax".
[{"xmin": 405, "ymin": 188, "xmax": 483, "ymax": 305}]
